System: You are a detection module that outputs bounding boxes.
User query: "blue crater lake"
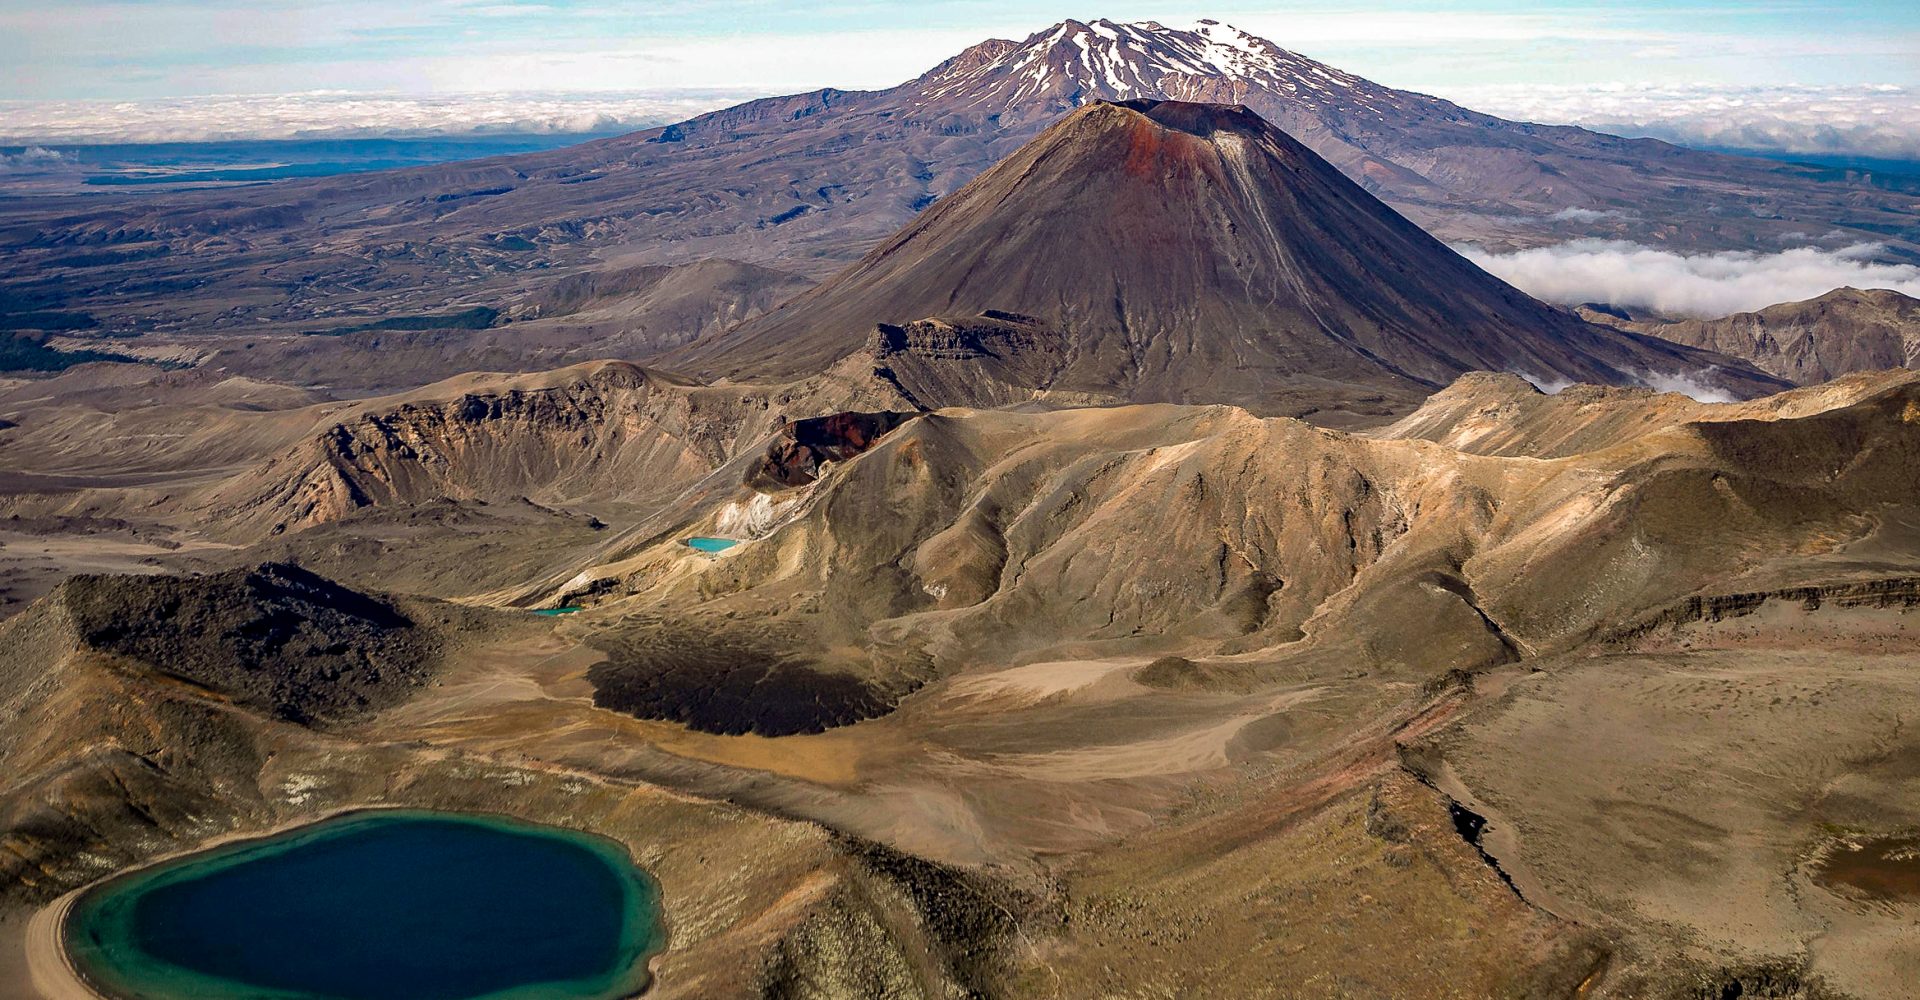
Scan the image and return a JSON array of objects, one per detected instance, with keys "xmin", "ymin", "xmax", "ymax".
[
  {"xmin": 64, "ymin": 810, "xmax": 664, "ymax": 1000},
  {"xmin": 685, "ymin": 537, "xmax": 739, "ymax": 553}
]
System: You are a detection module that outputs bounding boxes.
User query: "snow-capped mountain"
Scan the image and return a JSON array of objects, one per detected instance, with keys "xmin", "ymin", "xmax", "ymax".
[
  {"xmin": 675, "ymin": 98, "xmax": 1770, "ymax": 415},
  {"xmin": 646, "ymin": 16, "xmax": 1914, "ymax": 263},
  {"xmin": 886, "ymin": 18, "xmax": 1468, "ymax": 196},
  {"xmin": 9, "ymin": 18, "xmax": 1913, "ymax": 354},
  {"xmin": 909, "ymin": 19, "xmax": 1388, "ymax": 123}
]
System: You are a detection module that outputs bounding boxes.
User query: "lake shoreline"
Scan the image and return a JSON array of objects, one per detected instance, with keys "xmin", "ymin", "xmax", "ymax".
[
  {"xmin": 27, "ymin": 805, "xmax": 662, "ymax": 1000},
  {"xmin": 24, "ymin": 888, "xmax": 92, "ymax": 1000},
  {"xmin": 25, "ymin": 804, "xmax": 379, "ymax": 1000}
]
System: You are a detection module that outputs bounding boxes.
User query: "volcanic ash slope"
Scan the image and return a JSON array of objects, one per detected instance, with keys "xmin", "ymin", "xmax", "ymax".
[
  {"xmin": 671, "ymin": 99, "xmax": 1781, "ymax": 418},
  {"xmin": 573, "ymin": 369, "xmax": 1920, "ymax": 737}
]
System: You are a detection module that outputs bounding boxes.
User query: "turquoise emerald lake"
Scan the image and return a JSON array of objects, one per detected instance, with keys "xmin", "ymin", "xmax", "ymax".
[
  {"xmin": 64, "ymin": 810, "xmax": 664, "ymax": 1000},
  {"xmin": 685, "ymin": 537, "xmax": 738, "ymax": 553}
]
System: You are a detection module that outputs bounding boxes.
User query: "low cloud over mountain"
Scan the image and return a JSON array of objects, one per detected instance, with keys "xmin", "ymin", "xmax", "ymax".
[
  {"xmin": 0, "ymin": 90, "xmax": 759, "ymax": 145},
  {"xmin": 1449, "ymin": 83, "xmax": 1920, "ymax": 160},
  {"xmin": 0, "ymin": 146, "xmax": 70, "ymax": 171},
  {"xmin": 1458, "ymin": 239, "xmax": 1920, "ymax": 318}
]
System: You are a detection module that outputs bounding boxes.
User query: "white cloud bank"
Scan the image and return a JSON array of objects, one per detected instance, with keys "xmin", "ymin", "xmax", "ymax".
[
  {"xmin": 1445, "ymin": 83, "xmax": 1920, "ymax": 160},
  {"xmin": 1518, "ymin": 366, "xmax": 1735, "ymax": 403},
  {"xmin": 1635, "ymin": 369, "xmax": 1738, "ymax": 404},
  {"xmin": 0, "ymin": 90, "xmax": 763, "ymax": 145},
  {"xmin": 1456, "ymin": 240, "xmax": 1920, "ymax": 318},
  {"xmin": 0, "ymin": 146, "xmax": 72, "ymax": 172}
]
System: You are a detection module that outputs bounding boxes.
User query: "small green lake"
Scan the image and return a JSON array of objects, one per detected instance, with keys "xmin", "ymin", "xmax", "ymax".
[
  {"xmin": 64, "ymin": 810, "xmax": 664, "ymax": 1000},
  {"xmin": 531, "ymin": 606, "xmax": 583, "ymax": 616},
  {"xmin": 685, "ymin": 537, "xmax": 739, "ymax": 553}
]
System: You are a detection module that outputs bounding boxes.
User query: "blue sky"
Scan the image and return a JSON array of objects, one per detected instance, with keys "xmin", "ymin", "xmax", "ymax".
[{"xmin": 3, "ymin": 1, "xmax": 1917, "ymax": 101}]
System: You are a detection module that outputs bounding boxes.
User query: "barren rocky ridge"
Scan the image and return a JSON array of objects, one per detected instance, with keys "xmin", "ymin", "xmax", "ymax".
[
  {"xmin": 3, "ymin": 18, "xmax": 1915, "ymax": 402},
  {"xmin": 1, "ymin": 54, "xmax": 1918, "ymax": 1000}
]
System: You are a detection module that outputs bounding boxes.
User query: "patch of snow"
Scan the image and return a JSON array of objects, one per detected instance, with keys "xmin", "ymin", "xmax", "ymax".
[
  {"xmin": 955, "ymin": 17, "xmax": 1381, "ymax": 112},
  {"xmin": 281, "ymin": 772, "xmax": 324, "ymax": 806}
]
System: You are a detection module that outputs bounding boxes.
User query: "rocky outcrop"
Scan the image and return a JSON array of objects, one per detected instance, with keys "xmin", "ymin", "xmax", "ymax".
[
  {"xmin": 869, "ymin": 311, "xmax": 1046, "ymax": 361},
  {"xmin": 222, "ymin": 364, "xmax": 721, "ymax": 534},
  {"xmin": 1599, "ymin": 287, "xmax": 1920, "ymax": 385},
  {"xmin": 57, "ymin": 563, "xmax": 439, "ymax": 725},
  {"xmin": 746, "ymin": 411, "xmax": 918, "ymax": 491},
  {"xmin": 1614, "ymin": 576, "xmax": 1920, "ymax": 642},
  {"xmin": 200, "ymin": 361, "xmax": 909, "ymax": 537},
  {"xmin": 864, "ymin": 314, "xmax": 1087, "ymax": 411}
]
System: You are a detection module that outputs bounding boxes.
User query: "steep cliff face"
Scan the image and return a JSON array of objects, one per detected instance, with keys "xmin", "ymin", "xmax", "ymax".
[
  {"xmin": 212, "ymin": 364, "xmax": 716, "ymax": 534},
  {"xmin": 745, "ymin": 411, "xmax": 919, "ymax": 492},
  {"xmin": 1615, "ymin": 576, "xmax": 1920, "ymax": 640},
  {"xmin": 863, "ymin": 314, "xmax": 1089, "ymax": 412},
  {"xmin": 199, "ymin": 361, "xmax": 912, "ymax": 536}
]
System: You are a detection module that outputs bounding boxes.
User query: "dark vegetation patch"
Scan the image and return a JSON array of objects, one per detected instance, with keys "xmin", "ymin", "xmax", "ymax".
[
  {"xmin": 758, "ymin": 835, "xmax": 1022, "ymax": 999},
  {"xmin": 96, "ymin": 276, "xmax": 202, "ymax": 298},
  {"xmin": 587, "ymin": 625, "xmax": 903, "ymax": 736},
  {"xmin": 434, "ymin": 186, "xmax": 514, "ymax": 203},
  {"xmin": 761, "ymin": 204, "xmax": 812, "ymax": 227},
  {"xmin": 59, "ymin": 562, "xmax": 439, "ymax": 725},
  {"xmin": 304, "ymin": 306, "xmax": 500, "ymax": 336},
  {"xmin": 0, "ymin": 333, "xmax": 173, "ymax": 372},
  {"xmin": 43, "ymin": 246, "xmax": 172, "ymax": 269},
  {"xmin": 2, "ymin": 513, "xmax": 172, "ymax": 541},
  {"xmin": 0, "ymin": 287, "xmax": 69, "ymax": 313},
  {"xmin": 0, "ymin": 310, "xmax": 98, "ymax": 332}
]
